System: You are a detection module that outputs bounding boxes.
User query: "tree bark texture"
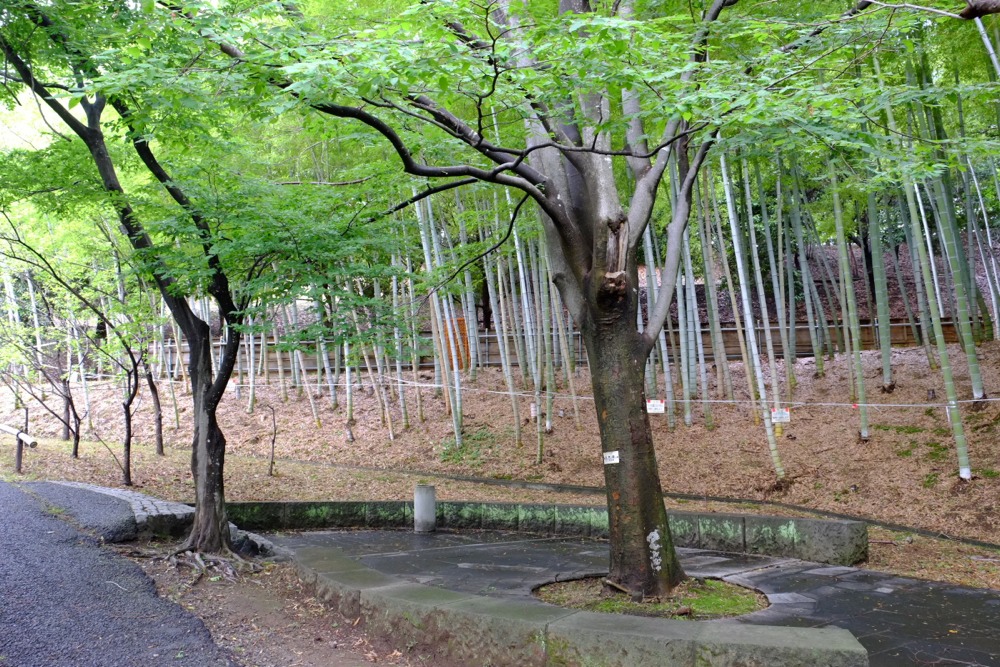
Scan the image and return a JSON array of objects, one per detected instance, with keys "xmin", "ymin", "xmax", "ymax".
[
  {"xmin": 581, "ymin": 265, "xmax": 684, "ymax": 596},
  {"xmin": 184, "ymin": 328, "xmax": 230, "ymax": 552}
]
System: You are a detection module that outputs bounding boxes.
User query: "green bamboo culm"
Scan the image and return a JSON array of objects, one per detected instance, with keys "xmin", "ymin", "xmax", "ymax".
[
  {"xmin": 721, "ymin": 153, "xmax": 785, "ymax": 479},
  {"xmin": 867, "ymin": 192, "xmax": 895, "ymax": 393},
  {"xmin": 830, "ymin": 162, "xmax": 869, "ymax": 441},
  {"xmin": 874, "ymin": 58, "xmax": 972, "ymax": 480}
]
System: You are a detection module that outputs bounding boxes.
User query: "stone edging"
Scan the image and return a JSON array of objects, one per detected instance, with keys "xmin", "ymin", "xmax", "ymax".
[
  {"xmin": 290, "ymin": 542, "xmax": 869, "ymax": 666},
  {"xmin": 53, "ymin": 481, "xmax": 194, "ymax": 537},
  {"xmin": 227, "ymin": 500, "xmax": 868, "ymax": 565}
]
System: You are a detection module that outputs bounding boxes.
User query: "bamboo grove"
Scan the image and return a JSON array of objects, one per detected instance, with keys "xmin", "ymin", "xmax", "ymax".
[{"xmin": 2, "ymin": 0, "xmax": 1000, "ymax": 582}]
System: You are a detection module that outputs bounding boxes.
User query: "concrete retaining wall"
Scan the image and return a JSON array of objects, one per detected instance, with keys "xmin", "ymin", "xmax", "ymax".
[{"xmin": 227, "ymin": 500, "xmax": 867, "ymax": 565}]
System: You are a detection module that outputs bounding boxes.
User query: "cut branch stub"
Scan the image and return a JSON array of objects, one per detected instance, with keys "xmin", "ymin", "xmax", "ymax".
[
  {"xmin": 960, "ymin": 0, "xmax": 1000, "ymax": 18},
  {"xmin": 596, "ymin": 271, "xmax": 628, "ymax": 316},
  {"xmin": 605, "ymin": 212, "xmax": 629, "ymax": 273}
]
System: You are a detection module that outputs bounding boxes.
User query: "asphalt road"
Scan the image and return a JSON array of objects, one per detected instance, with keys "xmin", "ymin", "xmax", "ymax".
[{"xmin": 0, "ymin": 480, "xmax": 235, "ymax": 667}]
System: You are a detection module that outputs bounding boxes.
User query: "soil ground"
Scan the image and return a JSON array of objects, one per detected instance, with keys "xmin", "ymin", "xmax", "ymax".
[
  {"xmin": 3, "ymin": 341, "xmax": 1000, "ymax": 664},
  {"xmin": 121, "ymin": 544, "xmax": 425, "ymax": 667}
]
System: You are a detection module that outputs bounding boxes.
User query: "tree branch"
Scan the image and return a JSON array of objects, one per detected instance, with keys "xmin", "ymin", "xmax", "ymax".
[
  {"xmin": 0, "ymin": 36, "xmax": 90, "ymax": 139},
  {"xmin": 960, "ymin": 0, "xmax": 1000, "ymax": 18},
  {"xmin": 276, "ymin": 176, "xmax": 374, "ymax": 186},
  {"xmin": 642, "ymin": 135, "xmax": 715, "ymax": 354}
]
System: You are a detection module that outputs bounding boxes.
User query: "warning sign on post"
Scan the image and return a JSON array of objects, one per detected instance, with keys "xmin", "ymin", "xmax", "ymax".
[
  {"xmin": 771, "ymin": 408, "xmax": 791, "ymax": 424},
  {"xmin": 646, "ymin": 400, "xmax": 665, "ymax": 414}
]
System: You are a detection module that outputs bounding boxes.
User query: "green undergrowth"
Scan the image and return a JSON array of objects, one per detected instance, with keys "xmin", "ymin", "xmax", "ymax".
[
  {"xmin": 440, "ymin": 426, "xmax": 499, "ymax": 463},
  {"xmin": 535, "ymin": 577, "xmax": 766, "ymax": 620}
]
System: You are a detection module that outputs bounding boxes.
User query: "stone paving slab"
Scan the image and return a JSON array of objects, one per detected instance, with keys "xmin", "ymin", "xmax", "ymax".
[
  {"xmin": 272, "ymin": 530, "xmax": 868, "ymax": 666},
  {"xmin": 269, "ymin": 529, "xmax": 1000, "ymax": 667}
]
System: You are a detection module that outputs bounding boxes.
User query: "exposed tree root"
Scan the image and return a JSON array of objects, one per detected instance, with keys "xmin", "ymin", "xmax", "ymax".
[{"xmin": 164, "ymin": 549, "xmax": 263, "ymax": 584}]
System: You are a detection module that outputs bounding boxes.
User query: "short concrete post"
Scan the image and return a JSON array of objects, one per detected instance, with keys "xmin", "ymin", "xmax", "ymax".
[{"xmin": 414, "ymin": 484, "xmax": 436, "ymax": 533}]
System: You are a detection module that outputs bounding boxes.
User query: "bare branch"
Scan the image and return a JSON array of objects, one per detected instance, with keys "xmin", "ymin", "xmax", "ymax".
[
  {"xmin": 867, "ymin": 2, "xmax": 961, "ymax": 18},
  {"xmin": 275, "ymin": 176, "xmax": 374, "ymax": 186}
]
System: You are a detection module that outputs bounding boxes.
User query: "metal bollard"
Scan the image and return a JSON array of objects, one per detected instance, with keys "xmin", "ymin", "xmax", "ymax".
[{"xmin": 414, "ymin": 484, "xmax": 436, "ymax": 533}]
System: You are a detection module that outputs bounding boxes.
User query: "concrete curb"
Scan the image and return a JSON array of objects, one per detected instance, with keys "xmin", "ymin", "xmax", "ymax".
[
  {"xmin": 53, "ymin": 481, "xmax": 194, "ymax": 537},
  {"xmin": 291, "ymin": 541, "xmax": 869, "ymax": 667},
  {"xmin": 227, "ymin": 500, "xmax": 868, "ymax": 565}
]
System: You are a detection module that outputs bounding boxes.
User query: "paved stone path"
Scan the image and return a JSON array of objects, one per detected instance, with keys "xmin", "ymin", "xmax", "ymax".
[{"xmin": 271, "ymin": 530, "xmax": 1000, "ymax": 667}]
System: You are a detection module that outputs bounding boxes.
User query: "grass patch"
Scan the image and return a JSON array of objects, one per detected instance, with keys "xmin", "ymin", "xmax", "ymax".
[
  {"xmin": 922, "ymin": 472, "xmax": 940, "ymax": 489},
  {"xmin": 535, "ymin": 577, "xmax": 766, "ymax": 620},
  {"xmin": 440, "ymin": 427, "xmax": 497, "ymax": 464},
  {"xmin": 874, "ymin": 424, "xmax": 925, "ymax": 434},
  {"xmin": 976, "ymin": 468, "xmax": 1000, "ymax": 479},
  {"xmin": 924, "ymin": 442, "xmax": 949, "ymax": 462}
]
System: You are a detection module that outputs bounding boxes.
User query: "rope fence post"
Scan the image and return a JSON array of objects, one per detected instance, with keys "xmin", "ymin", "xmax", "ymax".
[{"xmin": 0, "ymin": 425, "xmax": 37, "ymax": 474}]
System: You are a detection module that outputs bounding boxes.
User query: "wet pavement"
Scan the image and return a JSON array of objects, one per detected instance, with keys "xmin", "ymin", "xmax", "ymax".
[{"xmin": 271, "ymin": 529, "xmax": 1000, "ymax": 667}]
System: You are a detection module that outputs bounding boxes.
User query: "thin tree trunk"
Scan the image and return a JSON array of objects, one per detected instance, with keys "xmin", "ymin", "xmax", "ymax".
[
  {"xmin": 144, "ymin": 361, "xmax": 164, "ymax": 455},
  {"xmin": 344, "ymin": 339, "xmax": 354, "ymax": 442},
  {"xmin": 245, "ymin": 317, "xmax": 257, "ymax": 413},
  {"xmin": 790, "ymin": 167, "xmax": 825, "ymax": 376},
  {"xmin": 698, "ymin": 183, "xmax": 733, "ymax": 400},
  {"xmin": 926, "ymin": 181, "xmax": 986, "ymax": 400},
  {"xmin": 485, "ymin": 255, "xmax": 523, "ymax": 446},
  {"xmin": 391, "ymin": 261, "xmax": 410, "ymax": 430},
  {"xmin": 743, "ymin": 159, "xmax": 782, "ymax": 425},
  {"xmin": 760, "ymin": 162, "xmax": 795, "ymax": 397},
  {"xmin": 710, "ymin": 168, "xmax": 757, "ymax": 415}
]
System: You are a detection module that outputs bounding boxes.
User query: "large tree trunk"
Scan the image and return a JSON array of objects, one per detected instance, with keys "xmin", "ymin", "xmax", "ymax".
[
  {"xmin": 581, "ymin": 272, "xmax": 684, "ymax": 597},
  {"xmin": 183, "ymin": 330, "xmax": 230, "ymax": 552}
]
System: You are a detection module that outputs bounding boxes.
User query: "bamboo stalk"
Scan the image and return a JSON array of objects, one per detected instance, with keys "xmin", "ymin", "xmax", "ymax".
[
  {"xmin": 721, "ymin": 153, "xmax": 785, "ymax": 479},
  {"xmin": 831, "ymin": 163, "xmax": 869, "ymax": 440}
]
